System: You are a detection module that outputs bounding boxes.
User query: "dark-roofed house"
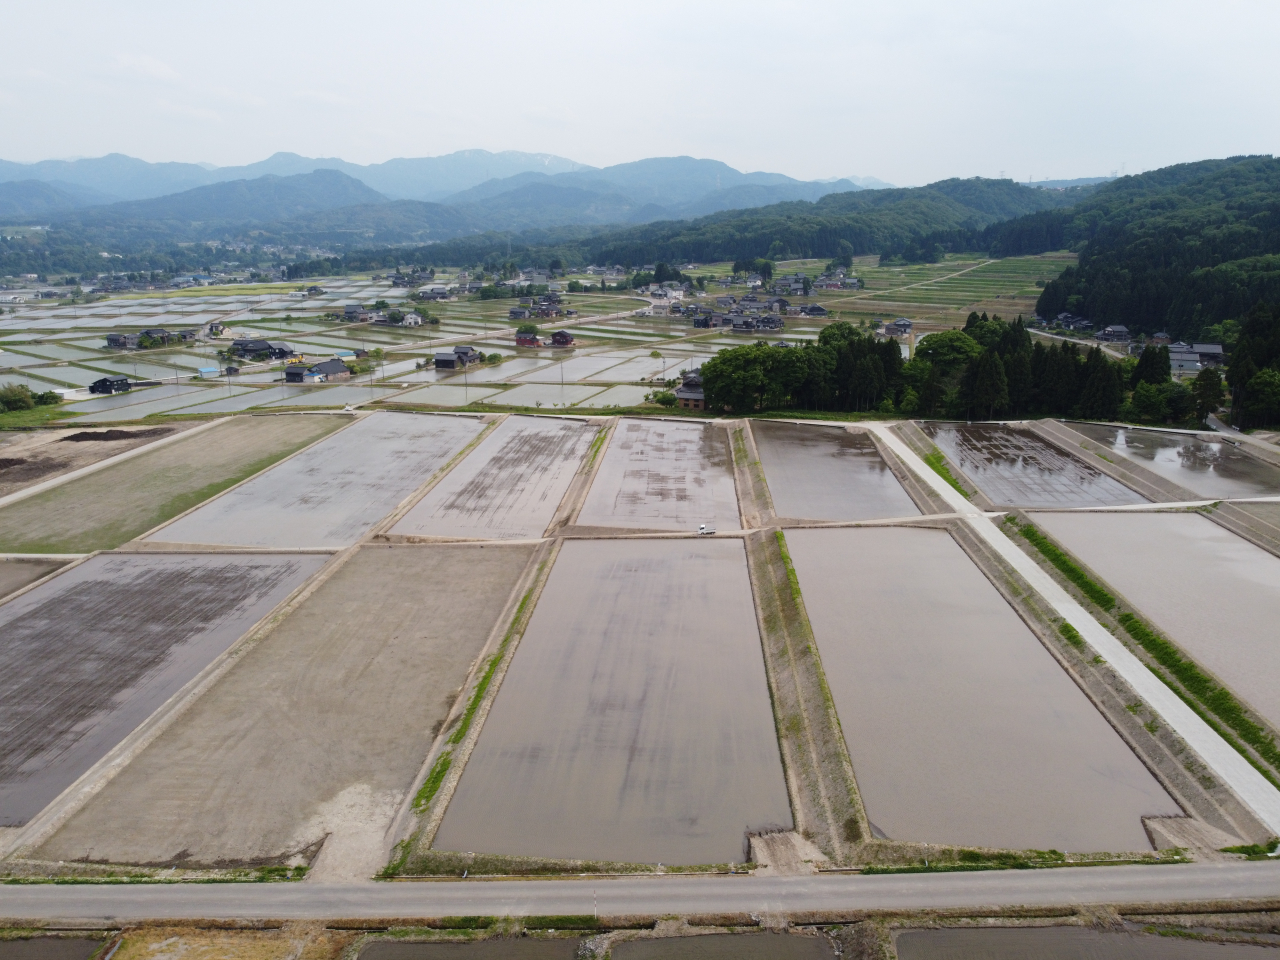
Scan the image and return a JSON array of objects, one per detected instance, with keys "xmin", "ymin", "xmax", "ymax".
[
  {"xmin": 105, "ymin": 332, "xmax": 140, "ymax": 349},
  {"xmin": 89, "ymin": 374, "xmax": 131, "ymax": 395},
  {"xmin": 285, "ymin": 357, "xmax": 350, "ymax": 383},
  {"xmin": 884, "ymin": 318, "xmax": 913, "ymax": 336},
  {"xmin": 231, "ymin": 338, "xmax": 295, "ymax": 360},
  {"xmin": 1192, "ymin": 343, "xmax": 1226, "ymax": 366},
  {"xmin": 550, "ymin": 330, "xmax": 575, "ymax": 346},
  {"xmin": 801, "ymin": 304, "xmax": 828, "ymax": 317},
  {"xmin": 674, "ymin": 369, "xmax": 705, "ymax": 410},
  {"xmin": 434, "ymin": 345, "xmax": 485, "ymax": 369},
  {"xmin": 1098, "ymin": 325, "xmax": 1131, "ymax": 342},
  {"xmin": 509, "ymin": 307, "xmax": 532, "ymax": 320}
]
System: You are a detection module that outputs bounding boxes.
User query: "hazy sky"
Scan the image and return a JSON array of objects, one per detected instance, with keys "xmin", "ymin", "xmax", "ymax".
[{"xmin": 3, "ymin": 0, "xmax": 1276, "ymax": 185}]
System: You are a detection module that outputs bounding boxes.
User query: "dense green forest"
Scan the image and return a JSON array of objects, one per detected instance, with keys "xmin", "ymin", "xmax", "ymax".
[
  {"xmin": 1226, "ymin": 302, "xmax": 1280, "ymax": 427},
  {"xmin": 700, "ymin": 314, "xmax": 1224, "ymax": 425}
]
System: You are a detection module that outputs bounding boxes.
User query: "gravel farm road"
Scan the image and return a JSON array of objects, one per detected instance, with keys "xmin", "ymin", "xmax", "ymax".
[{"xmin": 3, "ymin": 863, "xmax": 1280, "ymax": 921}]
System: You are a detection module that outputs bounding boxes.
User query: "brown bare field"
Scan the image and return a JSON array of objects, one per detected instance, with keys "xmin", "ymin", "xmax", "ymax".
[{"xmin": 0, "ymin": 424, "xmax": 200, "ymax": 499}]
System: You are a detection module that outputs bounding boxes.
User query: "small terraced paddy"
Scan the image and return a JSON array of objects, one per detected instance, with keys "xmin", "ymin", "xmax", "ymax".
[
  {"xmin": 1071, "ymin": 423, "xmax": 1280, "ymax": 499},
  {"xmin": 1033, "ymin": 512, "xmax": 1280, "ymax": 731},
  {"xmin": 433, "ymin": 539, "xmax": 791, "ymax": 865},
  {"xmin": 392, "ymin": 416, "xmax": 597, "ymax": 540},
  {"xmin": 785, "ymin": 526, "xmax": 1178, "ymax": 851},
  {"xmin": 149, "ymin": 412, "xmax": 485, "ymax": 549},
  {"xmin": 0, "ymin": 552, "xmax": 325, "ymax": 826},
  {"xmin": 924, "ymin": 422, "xmax": 1147, "ymax": 507},
  {"xmin": 576, "ymin": 419, "xmax": 740, "ymax": 531},
  {"xmin": 752, "ymin": 421, "xmax": 919, "ymax": 521}
]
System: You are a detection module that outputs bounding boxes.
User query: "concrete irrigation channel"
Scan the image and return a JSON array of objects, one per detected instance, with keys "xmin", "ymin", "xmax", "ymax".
[
  {"xmin": 575, "ymin": 418, "xmax": 741, "ymax": 532},
  {"xmin": 1032, "ymin": 512, "xmax": 1280, "ymax": 732},
  {"xmin": 147, "ymin": 412, "xmax": 487, "ymax": 549},
  {"xmin": 31, "ymin": 543, "xmax": 536, "ymax": 880},
  {"xmin": 783, "ymin": 525, "xmax": 1180, "ymax": 852},
  {"xmin": 0, "ymin": 552, "xmax": 326, "ymax": 829},
  {"xmin": 430, "ymin": 538, "xmax": 792, "ymax": 866},
  {"xmin": 921, "ymin": 422, "xmax": 1148, "ymax": 508},
  {"xmin": 389, "ymin": 415, "xmax": 601, "ymax": 540},
  {"xmin": 750, "ymin": 421, "xmax": 920, "ymax": 522},
  {"xmin": 0, "ymin": 415, "xmax": 343, "ymax": 553}
]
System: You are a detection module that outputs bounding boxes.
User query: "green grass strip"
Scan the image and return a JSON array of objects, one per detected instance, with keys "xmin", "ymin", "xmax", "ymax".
[
  {"xmin": 1119, "ymin": 612, "xmax": 1280, "ymax": 776},
  {"xmin": 413, "ymin": 754, "xmax": 452, "ymax": 810},
  {"xmin": 922, "ymin": 447, "xmax": 970, "ymax": 498},
  {"xmin": 774, "ymin": 530, "xmax": 805, "ymax": 607},
  {"xmin": 1059, "ymin": 622, "xmax": 1085, "ymax": 650},
  {"xmin": 1016, "ymin": 523, "xmax": 1116, "ymax": 611}
]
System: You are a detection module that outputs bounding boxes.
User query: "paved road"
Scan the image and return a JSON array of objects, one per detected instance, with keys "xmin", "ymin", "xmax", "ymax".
[{"xmin": 2, "ymin": 863, "xmax": 1279, "ymax": 921}]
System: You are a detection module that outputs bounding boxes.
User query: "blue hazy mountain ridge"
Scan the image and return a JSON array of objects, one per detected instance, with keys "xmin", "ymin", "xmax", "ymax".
[{"xmin": 0, "ymin": 179, "xmax": 117, "ymax": 217}]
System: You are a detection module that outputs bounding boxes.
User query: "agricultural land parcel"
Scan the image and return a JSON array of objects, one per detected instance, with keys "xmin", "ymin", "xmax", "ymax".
[
  {"xmin": 784, "ymin": 526, "xmax": 1179, "ymax": 851},
  {"xmin": 0, "ymin": 553, "xmax": 326, "ymax": 826},
  {"xmin": 433, "ymin": 538, "xmax": 792, "ymax": 866},
  {"xmin": 0, "ymin": 424, "xmax": 198, "ymax": 499},
  {"xmin": 148, "ymin": 412, "xmax": 486, "ymax": 549},
  {"xmin": 0, "ymin": 415, "xmax": 344, "ymax": 553},
  {"xmin": 40, "ymin": 544, "xmax": 534, "ymax": 879}
]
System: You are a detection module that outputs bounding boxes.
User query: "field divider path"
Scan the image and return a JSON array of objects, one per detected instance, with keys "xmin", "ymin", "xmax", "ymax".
[
  {"xmin": 866, "ymin": 421, "xmax": 1280, "ymax": 836},
  {"xmin": 121, "ymin": 412, "xmax": 360, "ymax": 546},
  {"xmin": 1, "ymin": 544, "xmax": 348, "ymax": 861},
  {"xmin": 393, "ymin": 539, "xmax": 562, "ymax": 865},
  {"xmin": 0, "ymin": 417, "xmax": 231, "ymax": 511}
]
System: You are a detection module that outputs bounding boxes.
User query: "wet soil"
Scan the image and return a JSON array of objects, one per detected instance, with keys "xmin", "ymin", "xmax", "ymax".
[
  {"xmin": 752, "ymin": 421, "xmax": 918, "ymax": 521},
  {"xmin": 0, "ymin": 425, "xmax": 188, "ymax": 500},
  {"xmin": 784, "ymin": 526, "xmax": 1179, "ymax": 851},
  {"xmin": 1072, "ymin": 423, "xmax": 1280, "ymax": 500},
  {"xmin": 576, "ymin": 419, "xmax": 740, "ymax": 531},
  {"xmin": 0, "ymin": 940, "xmax": 103, "ymax": 960},
  {"xmin": 895, "ymin": 925, "xmax": 1277, "ymax": 959},
  {"xmin": 0, "ymin": 552, "xmax": 326, "ymax": 827},
  {"xmin": 0, "ymin": 558, "xmax": 64, "ymax": 598},
  {"xmin": 360, "ymin": 942, "xmax": 579, "ymax": 960},
  {"xmin": 923, "ymin": 423, "xmax": 1146, "ymax": 507},
  {"xmin": 613, "ymin": 934, "xmax": 835, "ymax": 960},
  {"xmin": 433, "ymin": 539, "xmax": 791, "ymax": 865}
]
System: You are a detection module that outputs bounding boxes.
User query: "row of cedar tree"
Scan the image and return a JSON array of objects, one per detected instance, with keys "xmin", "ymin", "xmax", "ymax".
[{"xmin": 700, "ymin": 313, "xmax": 1230, "ymax": 425}]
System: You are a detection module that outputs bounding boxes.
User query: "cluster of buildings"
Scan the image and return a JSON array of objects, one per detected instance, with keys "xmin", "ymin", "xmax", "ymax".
[
  {"xmin": 509, "ymin": 294, "xmax": 568, "ymax": 321},
  {"xmin": 105, "ymin": 327, "xmax": 198, "ymax": 349},
  {"xmin": 1038, "ymin": 315, "xmax": 1226, "ymax": 373},
  {"xmin": 679, "ymin": 293, "xmax": 829, "ymax": 331}
]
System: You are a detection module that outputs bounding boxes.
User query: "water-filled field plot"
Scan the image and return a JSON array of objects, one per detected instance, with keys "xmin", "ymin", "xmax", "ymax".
[
  {"xmin": 752, "ymin": 421, "xmax": 919, "ymax": 521},
  {"xmin": 576, "ymin": 419, "xmax": 740, "ymax": 531},
  {"xmin": 1072, "ymin": 423, "xmax": 1280, "ymax": 499},
  {"xmin": 433, "ymin": 539, "xmax": 791, "ymax": 865},
  {"xmin": 1034, "ymin": 512, "xmax": 1280, "ymax": 731},
  {"xmin": 149, "ymin": 412, "xmax": 484, "ymax": 549},
  {"xmin": 895, "ymin": 926, "xmax": 1276, "ymax": 960},
  {"xmin": 785, "ymin": 527, "xmax": 1178, "ymax": 851},
  {"xmin": 0, "ymin": 552, "xmax": 325, "ymax": 827},
  {"xmin": 0, "ymin": 415, "xmax": 343, "ymax": 553},
  {"xmin": 0, "ymin": 558, "xmax": 64, "ymax": 598},
  {"xmin": 613, "ymin": 935, "xmax": 835, "ymax": 960},
  {"xmin": 392, "ymin": 416, "xmax": 596, "ymax": 540},
  {"xmin": 39, "ymin": 544, "xmax": 532, "ymax": 876},
  {"xmin": 923, "ymin": 423, "xmax": 1147, "ymax": 507}
]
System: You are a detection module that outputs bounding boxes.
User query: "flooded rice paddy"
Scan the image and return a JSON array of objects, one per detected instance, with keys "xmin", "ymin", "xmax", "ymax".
[
  {"xmin": 149, "ymin": 412, "xmax": 485, "ymax": 548},
  {"xmin": 613, "ymin": 934, "xmax": 835, "ymax": 960},
  {"xmin": 784, "ymin": 527, "xmax": 1178, "ymax": 851},
  {"xmin": 1033, "ymin": 512, "xmax": 1280, "ymax": 731},
  {"xmin": 923, "ymin": 423, "xmax": 1147, "ymax": 507},
  {"xmin": 0, "ymin": 553, "xmax": 325, "ymax": 826},
  {"xmin": 0, "ymin": 939, "xmax": 104, "ymax": 960},
  {"xmin": 576, "ymin": 419, "xmax": 741, "ymax": 531},
  {"xmin": 360, "ymin": 942, "xmax": 579, "ymax": 960},
  {"xmin": 752, "ymin": 421, "xmax": 919, "ymax": 521},
  {"xmin": 1071, "ymin": 423, "xmax": 1280, "ymax": 499},
  {"xmin": 392, "ymin": 416, "xmax": 597, "ymax": 540},
  {"xmin": 433, "ymin": 539, "xmax": 791, "ymax": 865},
  {"xmin": 895, "ymin": 925, "xmax": 1277, "ymax": 959}
]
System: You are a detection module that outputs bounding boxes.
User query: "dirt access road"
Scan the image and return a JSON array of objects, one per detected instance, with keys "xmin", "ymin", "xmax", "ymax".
[{"xmin": 3, "ymin": 862, "xmax": 1280, "ymax": 920}]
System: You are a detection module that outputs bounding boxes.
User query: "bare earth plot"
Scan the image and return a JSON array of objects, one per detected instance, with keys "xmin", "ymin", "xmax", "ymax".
[
  {"xmin": 0, "ymin": 558, "xmax": 64, "ymax": 598},
  {"xmin": 0, "ymin": 415, "xmax": 344, "ymax": 554},
  {"xmin": 0, "ymin": 553, "xmax": 325, "ymax": 827},
  {"xmin": 923, "ymin": 422, "xmax": 1147, "ymax": 507},
  {"xmin": 575, "ymin": 419, "xmax": 741, "ymax": 531},
  {"xmin": 751, "ymin": 421, "xmax": 919, "ymax": 521},
  {"xmin": 391, "ymin": 416, "xmax": 597, "ymax": 540},
  {"xmin": 149, "ymin": 412, "xmax": 485, "ymax": 549},
  {"xmin": 1033, "ymin": 512, "xmax": 1280, "ymax": 731},
  {"xmin": 1071, "ymin": 423, "xmax": 1280, "ymax": 500},
  {"xmin": 0, "ymin": 425, "xmax": 195, "ymax": 499},
  {"xmin": 785, "ymin": 527, "xmax": 1179, "ymax": 852},
  {"xmin": 895, "ymin": 926, "xmax": 1278, "ymax": 960},
  {"xmin": 433, "ymin": 539, "xmax": 791, "ymax": 866},
  {"xmin": 39, "ymin": 544, "xmax": 533, "ymax": 878}
]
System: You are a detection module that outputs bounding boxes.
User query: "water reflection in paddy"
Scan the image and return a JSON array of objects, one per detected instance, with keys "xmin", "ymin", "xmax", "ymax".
[{"xmin": 1072, "ymin": 422, "xmax": 1280, "ymax": 499}]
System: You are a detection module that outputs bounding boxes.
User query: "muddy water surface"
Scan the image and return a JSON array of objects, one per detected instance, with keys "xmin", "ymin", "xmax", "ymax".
[
  {"xmin": 923, "ymin": 423, "xmax": 1146, "ymax": 507},
  {"xmin": 433, "ymin": 539, "xmax": 790, "ymax": 864},
  {"xmin": 392, "ymin": 416, "xmax": 596, "ymax": 539},
  {"xmin": 1034, "ymin": 512, "xmax": 1280, "ymax": 731},
  {"xmin": 1072, "ymin": 423, "xmax": 1280, "ymax": 499},
  {"xmin": 360, "ymin": 943, "xmax": 579, "ymax": 960},
  {"xmin": 752, "ymin": 421, "xmax": 918, "ymax": 520},
  {"xmin": 896, "ymin": 926, "xmax": 1276, "ymax": 959},
  {"xmin": 614, "ymin": 934, "xmax": 835, "ymax": 960},
  {"xmin": 0, "ymin": 553, "xmax": 325, "ymax": 826},
  {"xmin": 576, "ymin": 419, "xmax": 740, "ymax": 531},
  {"xmin": 785, "ymin": 527, "xmax": 1178, "ymax": 851},
  {"xmin": 0, "ymin": 940, "xmax": 103, "ymax": 960}
]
